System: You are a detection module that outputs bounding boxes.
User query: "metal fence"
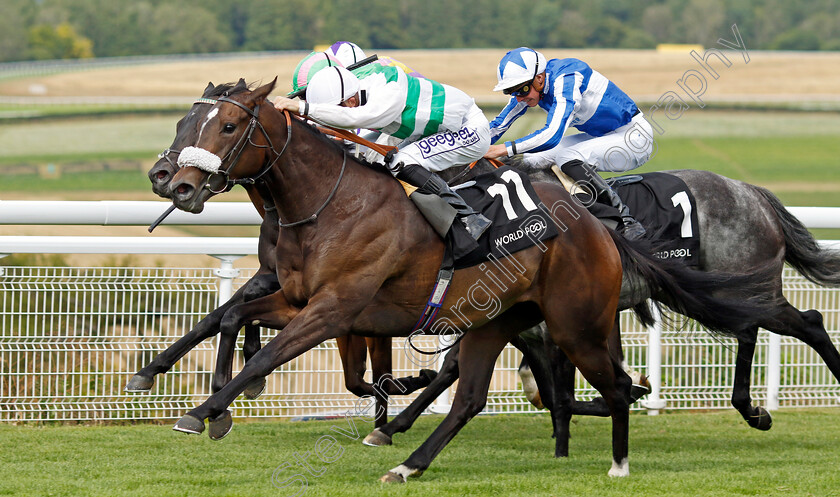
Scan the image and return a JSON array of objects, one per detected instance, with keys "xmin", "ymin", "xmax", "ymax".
[{"xmin": 1, "ymin": 201, "xmax": 839, "ymax": 422}]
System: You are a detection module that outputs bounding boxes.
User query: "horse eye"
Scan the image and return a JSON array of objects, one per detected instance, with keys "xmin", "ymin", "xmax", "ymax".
[{"xmin": 222, "ymin": 123, "xmax": 236, "ymax": 133}]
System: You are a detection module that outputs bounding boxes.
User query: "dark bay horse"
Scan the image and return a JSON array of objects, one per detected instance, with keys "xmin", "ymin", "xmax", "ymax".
[
  {"xmin": 130, "ymin": 80, "xmax": 436, "ymax": 426},
  {"xmin": 363, "ymin": 162, "xmax": 840, "ymax": 452},
  {"xmin": 160, "ymin": 79, "xmax": 777, "ymax": 480}
]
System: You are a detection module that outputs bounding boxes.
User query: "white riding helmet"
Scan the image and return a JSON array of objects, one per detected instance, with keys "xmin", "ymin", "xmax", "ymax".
[
  {"xmin": 493, "ymin": 47, "xmax": 547, "ymax": 92},
  {"xmin": 326, "ymin": 41, "xmax": 367, "ymax": 67},
  {"xmin": 306, "ymin": 66, "xmax": 360, "ymax": 105}
]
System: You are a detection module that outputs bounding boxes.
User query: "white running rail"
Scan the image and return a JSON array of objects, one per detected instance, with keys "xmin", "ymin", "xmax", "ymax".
[{"xmin": 1, "ymin": 201, "xmax": 838, "ymax": 421}]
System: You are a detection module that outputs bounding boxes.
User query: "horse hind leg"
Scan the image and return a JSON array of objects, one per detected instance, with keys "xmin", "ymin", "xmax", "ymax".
[
  {"xmin": 730, "ymin": 328, "xmax": 773, "ymax": 430},
  {"xmin": 365, "ymin": 344, "xmax": 460, "ymax": 447},
  {"xmin": 733, "ymin": 302, "xmax": 840, "ymax": 430},
  {"xmin": 380, "ymin": 325, "xmax": 516, "ymax": 483},
  {"xmin": 766, "ymin": 305, "xmax": 840, "ymax": 381},
  {"xmin": 551, "ymin": 325, "xmax": 631, "ymax": 477}
]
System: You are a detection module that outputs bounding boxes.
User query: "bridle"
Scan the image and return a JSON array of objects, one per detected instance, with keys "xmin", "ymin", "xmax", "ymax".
[
  {"xmin": 201, "ymin": 95, "xmax": 292, "ymax": 195},
  {"xmin": 168, "ymin": 93, "xmax": 347, "ymax": 228}
]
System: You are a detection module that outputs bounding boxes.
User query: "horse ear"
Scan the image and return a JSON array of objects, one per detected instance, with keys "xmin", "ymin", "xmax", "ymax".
[
  {"xmin": 250, "ymin": 77, "xmax": 277, "ymax": 104},
  {"xmin": 234, "ymin": 78, "xmax": 248, "ymax": 92},
  {"xmin": 203, "ymin": 82, "xmax": 214, "ymax": 97}
]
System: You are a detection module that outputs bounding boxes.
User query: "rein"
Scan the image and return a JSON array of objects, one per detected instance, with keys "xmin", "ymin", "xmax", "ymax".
[
  {"xmin": 210, "ymin": 97, "xmax": 348, "ymax": 228},
  {"xmin": 277, "ymin": 149, "xmax": 348, "ymax": 228},
  {"xmin": 317, "ymin": 125, "xmax": 394, "ymax": 157}
]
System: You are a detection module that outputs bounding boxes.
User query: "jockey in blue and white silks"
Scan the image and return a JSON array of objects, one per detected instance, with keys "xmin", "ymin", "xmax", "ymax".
[{"xmin": 485, "ymin": 47, "xmax": 653, "ymax": 239}]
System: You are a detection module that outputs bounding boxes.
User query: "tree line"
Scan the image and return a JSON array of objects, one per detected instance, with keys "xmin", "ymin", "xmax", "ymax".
[{"xmin": 2, "ymin": 0, "xmax": 839, "ymax": 62}]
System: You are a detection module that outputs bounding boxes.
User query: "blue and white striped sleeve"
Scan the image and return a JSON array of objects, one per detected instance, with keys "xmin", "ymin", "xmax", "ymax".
[
  {"xmin": 508, "ymin": 73, "xmax": 579, "ymax": 155},
  {"xmin": 489, "ymin": 98, "xmax": 528, "ymax": 145}
]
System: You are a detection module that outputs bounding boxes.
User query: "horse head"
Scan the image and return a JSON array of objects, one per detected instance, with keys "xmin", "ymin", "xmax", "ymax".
[
  {"xmin": 148, "ymin": 82, "xmax": 221, "ymax": 198},
  {"xmin": 168, "ymin": 78, "xmax": 279, "ymax": 213}
]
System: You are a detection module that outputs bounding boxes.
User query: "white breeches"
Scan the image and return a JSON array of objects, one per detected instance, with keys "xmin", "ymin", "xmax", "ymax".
[
  {"xmin": 522, "ymin": 113, "xmax": 655, "ymax": 172},
  {"xmin": 390, "ymin": 104, "xmax": 491, "ymax": 175}
]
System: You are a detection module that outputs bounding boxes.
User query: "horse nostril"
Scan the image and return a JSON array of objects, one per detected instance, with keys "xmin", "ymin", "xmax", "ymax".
[
  {"xmin": 156, "ymin": 171, "xmax": 169, "ymax": 181},
  {"xmin": 176, "ymin": 184, "xmax": 192, "ymax": 195}
]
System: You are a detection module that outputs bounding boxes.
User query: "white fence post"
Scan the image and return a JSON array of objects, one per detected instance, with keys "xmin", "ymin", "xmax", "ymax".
[
  {"xmin": 767, "ymin": 333, "xmax": 782, "ymax": 411},
  {"xmin": 212, "ymin": 255, "xmax": 242, "ymax": 306},
  {"xmin": 642, "ymin": 305, "xmax": 666, "ymax": 415}
]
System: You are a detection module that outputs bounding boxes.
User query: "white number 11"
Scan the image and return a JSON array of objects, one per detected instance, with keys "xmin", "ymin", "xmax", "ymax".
[{"xmin": 487, "ymin": 170, "xmax": 539, "ymax": 220}]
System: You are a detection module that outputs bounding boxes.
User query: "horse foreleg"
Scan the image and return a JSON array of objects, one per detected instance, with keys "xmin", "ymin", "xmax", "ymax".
[
  {"xmin": 364, "ymin": 343, "xmax": 461, "ymax": 447},
  {"xmin": 211, "ymin": 288, "xmax": 298, "ymax": 396},
  {"xmin": 126, "ymin": 272, "xmax": 278, "ymax": 394},
  {"xmin": 174, "ymin": 294, "xmax": 356, "ymax": 439},
  {"xmin": 367, "ymin": 337, "xmax": 393, "ymax": 428},
  {"xmin": 380, "ymin": 326, "xmax": 515, "ymax": 483},
  {"xmin": 511, "ymin": 324, "xmax": 556, "ymax": 412},
  {"xmin": 369, "ymin": 335, "xmax": 438, "ymax": 393},
  {"xmin": 125, "ymin": 277, "xmax": 255, "ymax": 392},
  {"xmin": 241, "ymin": 274, "xmax": 282, "ymax": 399},
  {"xmin": 336, "ymin": 335, "xmax": 371, "ymax": 397}
]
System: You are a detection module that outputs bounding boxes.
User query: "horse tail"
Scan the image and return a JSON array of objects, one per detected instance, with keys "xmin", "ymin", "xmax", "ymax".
[
  {"xmin": 754, "ymin": 186, "xmax": 840, "ymax": 287},
  {"xmin": 608, "ymin": 230, "xmax": 778, "ymax": 339}
]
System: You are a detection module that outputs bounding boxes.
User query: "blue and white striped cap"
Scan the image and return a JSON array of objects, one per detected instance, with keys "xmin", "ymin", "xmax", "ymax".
[{"xmin": 493, "ymin": 47, "xmax": 546, "ymax": 92}]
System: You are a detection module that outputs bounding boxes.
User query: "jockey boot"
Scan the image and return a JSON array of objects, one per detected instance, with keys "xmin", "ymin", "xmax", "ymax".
[
  {"xmin": 397, "ymin": 163, "xmax": 492, "ymax": 240},
  {"xmin": 559, "ymin": 160, "xmax": 646, "ymax": 240}
]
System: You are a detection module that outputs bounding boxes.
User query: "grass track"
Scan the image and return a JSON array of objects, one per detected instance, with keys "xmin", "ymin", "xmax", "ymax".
[{"xmin": 1, "ymin": 410, "xmax": 838, "ymax": 497}]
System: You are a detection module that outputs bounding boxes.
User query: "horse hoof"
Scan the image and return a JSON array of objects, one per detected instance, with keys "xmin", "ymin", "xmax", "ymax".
[
  {"xmin": 747, "ymin": 407, "xmax": 773, "ymax": 431},
  {"xmin": 608, "ymin": 459, "xmax": 630, "ymax": 477},
  {"xmin": 208, "ymin": 410, "xmax": 233, "ymax": 440},
  {"xmin": 243, "ymin": 377, "xmax": 266, "ymax": 400},
  {"xmin": 173, "ymin": 414, "xmax": 205, "ymax": 435},
  {"xmin": 363, "ymin": 428, "xmax": 393, "ymax": 447},
  {"xmin": 125, "ymin": 374, "xmax": 154, "ymax": 393},
  {"xmin": 629, "ymin": 372, "xmax": 651, "ymax": 402},
  {"xmin": 379, "ymin": 472, "xmax": 405, "ymax": 483}
]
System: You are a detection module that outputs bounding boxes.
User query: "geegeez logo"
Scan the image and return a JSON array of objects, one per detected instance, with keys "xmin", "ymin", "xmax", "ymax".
[{"xmin": 417, "ymin": 127, "xmax": 480, "ymax": 158}]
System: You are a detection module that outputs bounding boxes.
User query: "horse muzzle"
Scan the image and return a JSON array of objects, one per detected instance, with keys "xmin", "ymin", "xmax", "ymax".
[
  {"xmin": 148, "ymin": 159, "xmax": 178, "ymax": 198},
  {"xmin": 169, "ymin": 174, "xmax": 213, "ymax": 214}
]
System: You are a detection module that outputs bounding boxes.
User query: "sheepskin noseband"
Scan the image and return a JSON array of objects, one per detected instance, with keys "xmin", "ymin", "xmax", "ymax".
[{"xmin": 178, "ymin": 146, "xmax": 223, "ymax": 174}]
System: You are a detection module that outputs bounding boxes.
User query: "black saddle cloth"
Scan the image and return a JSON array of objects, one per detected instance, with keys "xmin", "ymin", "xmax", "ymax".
[
  {"xmin": 448, "ymin": 166, "xmax": 559, "ymax": 270},
  {"xmin": 586, "ymin": 171, "xmax": 701, "ymax": 267}
]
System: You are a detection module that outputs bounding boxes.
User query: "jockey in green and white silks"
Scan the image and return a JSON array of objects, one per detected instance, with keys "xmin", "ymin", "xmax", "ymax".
[
  {"xmin": 273, "ymin": 64, "xmax": 492, "ymax": 239},
  {"xmin": 304, "ymin": 64, "xmax": 490, "ymax": 175}
]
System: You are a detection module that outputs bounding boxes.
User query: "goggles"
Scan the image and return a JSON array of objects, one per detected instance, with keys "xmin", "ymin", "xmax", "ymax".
[{"xmin": 504, "ymin": 81, "xmax": 533, "ymax": 97}]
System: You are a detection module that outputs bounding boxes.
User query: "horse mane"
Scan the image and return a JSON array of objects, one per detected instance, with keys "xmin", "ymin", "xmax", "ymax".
[{"xmin": 207, "ymin": 79, "xmax": 254, "ymax": 98}]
